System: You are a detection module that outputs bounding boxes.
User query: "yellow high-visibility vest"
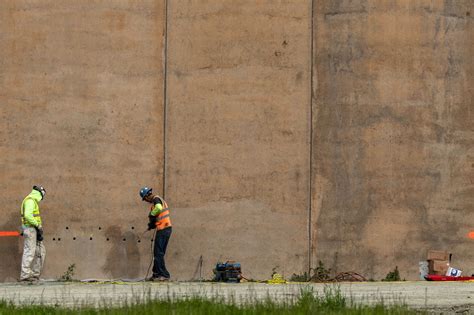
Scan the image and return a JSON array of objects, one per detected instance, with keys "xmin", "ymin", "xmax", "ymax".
[{"xmin": 20, "ymin": 196, "xmax": 42, "ymax": 227}]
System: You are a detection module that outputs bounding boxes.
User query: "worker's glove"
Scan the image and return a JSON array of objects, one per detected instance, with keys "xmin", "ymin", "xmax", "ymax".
[
  {"xmin": 35, "ymin": 226, "xmax": 44, "ymax": 242},
  {"xmin": 147, "ymin": 222, "xmax": 156, "ymax": 231},
  {"xmin": 147, "ymin": 215, "xmax": 157, "ymax": 230}
]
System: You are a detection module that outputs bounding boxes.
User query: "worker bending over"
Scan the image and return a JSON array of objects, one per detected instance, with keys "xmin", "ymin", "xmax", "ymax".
[{"xmin": 140, "ymin": 187, "xmax": 172, "ymax": 281}]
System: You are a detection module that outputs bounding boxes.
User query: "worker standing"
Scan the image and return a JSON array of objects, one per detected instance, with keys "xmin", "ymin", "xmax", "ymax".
[
  {"xmin": 140, "ymin": 187, "xmax": 172, "ymax": 281},
  {"xmin": 20, "ymin": 185, "xmax": 46, "ymax": 282}
]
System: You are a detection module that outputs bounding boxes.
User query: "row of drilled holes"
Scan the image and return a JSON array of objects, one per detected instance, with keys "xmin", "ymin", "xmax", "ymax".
[
  {"xmin": 51, "ymin": 237, "xmax": 150, "ymax": 243},
  {"xmin": 52, "ymin": 226, "xmax": 145, "ymax": 242},
  {"xmin": 65, "ymin": 226, "xmax": 136, "ymax": 230}
]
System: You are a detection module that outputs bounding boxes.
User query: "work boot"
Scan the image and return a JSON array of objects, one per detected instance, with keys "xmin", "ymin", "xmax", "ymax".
[
  {"xmin": 19, "ymin": 278, "xmax": 38, "ymax": 285},
  {"xmin": 19, "ymin": 277, "xmax": 32, "ymax": 282},
  {"xmin": 30, "ymin": 277, "xmax": 40, "ymax": 284}
]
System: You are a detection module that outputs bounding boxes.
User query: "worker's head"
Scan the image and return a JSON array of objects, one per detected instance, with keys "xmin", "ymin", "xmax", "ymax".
[
  {"xmin": 33, "ymin": 185, "xmax": 46, "ymax": 200},
  {"xmin": 139, "ymin": 187, "xmax": 153, "ymax": 202}
]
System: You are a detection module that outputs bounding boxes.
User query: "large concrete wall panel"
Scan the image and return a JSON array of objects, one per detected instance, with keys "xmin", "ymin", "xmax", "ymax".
[
  {"xmin": 166, "ymin": 1, "xmax": 311, "ymax": 280},
  {"xmin": 0, "ymin": 1, "xmax": 165, "ymax": 281},
  {"xmin": 312, "ymin": 0, "xmax": 473, "ymax": 279},
  {"xmin": 0, "ymin": 0, "xmax": 471, "ymax": 282}
]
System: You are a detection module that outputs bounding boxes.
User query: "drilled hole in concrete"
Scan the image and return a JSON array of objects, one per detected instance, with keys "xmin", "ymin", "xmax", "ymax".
[
  {"xmin": 151, "ymin": 239, "xmax": 154, "ymax": 242},
  {"xmin": 131, "ymin": 226, "xmax": 135, "ymax": 230},
  {"xmin": 138, "ymin": 240, "xmax": 141, "ymax": 243},
  {"xmin": 65, "ymin": 227, "xmax": 69, "ymax": 230},
  {"xmin": 73, "ymin": 237, "xmax": 76, "ymax": 240},
  {"xmin": 106, "ymin": 238, "xmax": 110, "ymax": 241},
  {"xmin": 98, "ymin": 227, "xmax": 102, "ymax": 230},
  {"xmin": 123, "ymin": 238, "xmax": 126, "ymax": 241},
  {"xmin": 52, "ymin": 238, "xmax": 56, "ymax": 241},
  {"xmin": 58, "ymin": 238, "xmax": 61, "ymax": 241},
  {"xmin": 90, "ymin": 237, "xmax": 93, "ymax": 240}
]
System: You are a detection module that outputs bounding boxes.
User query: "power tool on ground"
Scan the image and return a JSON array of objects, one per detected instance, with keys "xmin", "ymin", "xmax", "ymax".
[{"xmin": 213, "ymin": 261, "xmax": 242, "ymax": 283}]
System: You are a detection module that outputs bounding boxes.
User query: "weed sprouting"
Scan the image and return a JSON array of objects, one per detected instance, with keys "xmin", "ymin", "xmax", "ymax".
[
  {"xmin": 383, "ymin": 266, "xmax": 401, "ymax": 282},
  {"xmin": 310, "ymin": 260, "xmax": 333, "ymax": 282},
  {"xmin": 290, "ymin": 271, "xmax": 310, "ymax": 282},
  {"xmin": 59, "ymin": 264, "xmax": 76, "ymax": 282}
]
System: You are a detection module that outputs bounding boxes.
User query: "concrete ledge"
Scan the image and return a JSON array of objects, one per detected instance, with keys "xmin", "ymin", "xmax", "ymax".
[{"xmin": 1, "ymin": 281, "xmax": 474, "ymax": 312}]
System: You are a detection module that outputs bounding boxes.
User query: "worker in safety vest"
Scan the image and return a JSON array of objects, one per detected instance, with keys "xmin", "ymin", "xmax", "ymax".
[
  {"xmin": 140, "ymin": 187, "xmax": 172, "ymax": 281},
  {"xmin": 20, "ymin": 185, "xmax": 46, "ymax": 282}
]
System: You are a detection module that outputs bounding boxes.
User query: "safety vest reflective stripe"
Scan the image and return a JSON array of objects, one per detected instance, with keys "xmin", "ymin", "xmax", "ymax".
[
  {"xmin": 158, "ymin": 210, "xmax": 169, "ymax": 218},
  {"xmin": 156, "ymin": 198, "xmax": 172, "ymax": 230}
]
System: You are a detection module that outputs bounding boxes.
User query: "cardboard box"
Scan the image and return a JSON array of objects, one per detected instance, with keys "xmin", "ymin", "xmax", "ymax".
[
  {"xmin": 427, "ymin": 250, "xmax": 449, "ymax": 261},
  {"xmin": 428, "ymin": 260, "xmax": 449, "ymax": 274}
]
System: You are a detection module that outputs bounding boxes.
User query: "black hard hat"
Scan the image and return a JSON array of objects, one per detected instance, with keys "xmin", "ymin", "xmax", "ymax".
[{"xmin": 33, "ymin": 185, "xmax": 46, "ymax": 199}]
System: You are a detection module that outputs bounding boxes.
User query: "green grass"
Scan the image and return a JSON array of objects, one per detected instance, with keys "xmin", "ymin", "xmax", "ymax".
[{"xmin": 0, "ymin": 287, "xmax": 422, "ymax": 315}]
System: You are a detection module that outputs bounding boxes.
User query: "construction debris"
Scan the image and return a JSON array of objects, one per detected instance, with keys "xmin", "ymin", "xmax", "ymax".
[{"xmin": 423, "ymin": 249, "xmax": 465, "ymax": 280}]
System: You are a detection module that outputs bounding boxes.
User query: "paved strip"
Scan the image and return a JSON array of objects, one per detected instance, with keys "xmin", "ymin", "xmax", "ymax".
[{"xmin": 0, "ymin": 281, "xmax": 473, "ymax": 312}]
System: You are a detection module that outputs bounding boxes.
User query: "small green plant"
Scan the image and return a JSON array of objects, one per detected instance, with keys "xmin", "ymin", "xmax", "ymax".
[
  {"xmin": 320, "ymin": 285, "xmax": 347, "ymax": 310},
  {"xmin": 59, "ymin": 263, "xmax": 76, "ymax": 281},
  {"xmin": 310, "ymin": 260, "xmax": 332, "ymax": 282},
  {"xmin": 382, "ymin": 266, "xmax": 401, "ymax": 281},
  {"xmin": 289, "ymin": 271, "xmax": 309, "ymax": 282}
]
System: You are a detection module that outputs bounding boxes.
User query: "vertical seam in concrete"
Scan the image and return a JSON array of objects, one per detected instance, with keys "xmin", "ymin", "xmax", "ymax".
[
  {"xmin": 307, "ymin": 0, "xmax": 315, "ymax": 274},
  {"xmin": 162, "ymin": 0, "xmax": 169, "ymax": 199}
]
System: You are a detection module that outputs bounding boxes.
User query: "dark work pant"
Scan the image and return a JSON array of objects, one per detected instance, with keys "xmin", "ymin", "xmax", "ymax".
[{"xmin": 153, "ymin": 227, "xmax": 172, "ymax": 278}]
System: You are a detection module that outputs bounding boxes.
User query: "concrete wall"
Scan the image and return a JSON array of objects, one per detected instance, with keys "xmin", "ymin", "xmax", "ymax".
[
  {"xmin": 0, "ymin": 0, "xmax": 165, "ymax": 281},
  {"xmin": 165, "ymin": 1, "xmax": 311, "ymax": 280},
  {"xmin": 0, "ymin": 0, "xmax": 471, "ymax": 281},
  {"xmin": 312, "ymin": 0, "xmax": 473, "ymax": 279}
]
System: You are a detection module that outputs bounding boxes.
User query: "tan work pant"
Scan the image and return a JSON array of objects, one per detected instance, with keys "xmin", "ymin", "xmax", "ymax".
[{"xmin": 20, "ymin": 227, "xmax": 46, "ymax": 280}]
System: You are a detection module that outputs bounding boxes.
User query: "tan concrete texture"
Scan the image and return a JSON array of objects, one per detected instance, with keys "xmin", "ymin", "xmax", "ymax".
[
  {"xmin": 0, "ymin": 0, "xmax": 166, "ymax": 281},
  {"xmin": 0, "ymin": 0, "xmax": 472, "ymax": 282},
  {"xmin": 165, "ymin": 0, "xmax": 311, "ymax": 280},
  {"xmin": 311, "ymin": 0, "xmax": 473, "ymax": 279}
]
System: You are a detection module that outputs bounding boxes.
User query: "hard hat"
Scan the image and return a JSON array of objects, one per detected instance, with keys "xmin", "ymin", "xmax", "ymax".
[
  {"xmin": 33, "ymin": 185, "xmax": 46, "ymax": 199},
  {"xmin": 139, "ymin": 187, "xmax": 153, "ymax": 200}
]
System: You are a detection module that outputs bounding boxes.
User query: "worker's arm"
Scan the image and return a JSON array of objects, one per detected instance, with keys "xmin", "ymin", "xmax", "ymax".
[
  {"xmin": 23, "ymin": 199, "xmax": 39, "ymax": 227},
  {"xmin": 149, "ymin": 196, "xmax": 163, "ymax": 216},
  {"xmin": 147, "ymin": 198, "xmax": 163, "ymax": 229},
  {"xmin": 150, "ymin": 202, "xmax": 163, "ymax": 216}
]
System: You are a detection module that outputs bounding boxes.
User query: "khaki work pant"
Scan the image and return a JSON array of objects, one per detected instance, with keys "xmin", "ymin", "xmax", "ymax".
[{"xmin": 20, "ymin": 227, "xmax": 46, "ymax": 281}]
